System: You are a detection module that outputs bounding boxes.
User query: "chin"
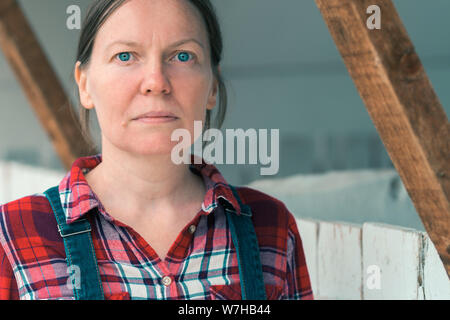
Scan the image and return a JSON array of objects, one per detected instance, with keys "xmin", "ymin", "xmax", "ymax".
[{"xmin": 130, "ymin": 139, "xmax": 181, "ymax": 157}]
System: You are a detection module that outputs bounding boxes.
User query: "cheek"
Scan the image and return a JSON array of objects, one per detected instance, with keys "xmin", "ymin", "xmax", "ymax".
[
  {"xmin": 88, "ymin": 68, "xmax": 138, "ymax": 126},
  {"xmin": 171, "ymin": 68, "xmax": 212, "ymax": 118},
  {"xmin": 172, "ymin": 75, "xmax": 211, "ymax": 143},
  {"xmin": 90, "ymin": 69, "xmax": 137, "ymax": 104}
]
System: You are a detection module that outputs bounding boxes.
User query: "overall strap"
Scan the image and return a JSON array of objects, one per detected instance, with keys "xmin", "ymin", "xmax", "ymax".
[
  {"xmin": 226, "ymin": 185, "xmax": 267, "ymax": 300},
  {"xmin": 44, "ymin": 186, "xmax": 104, "ymax": 300}
]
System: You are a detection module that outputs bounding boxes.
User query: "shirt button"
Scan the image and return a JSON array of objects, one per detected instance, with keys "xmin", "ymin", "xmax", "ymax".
[
  {"xmin": 188, "ymin": 225, "xmax": 196, "ymax": 234},
  {"xmin": 162, "ymin": 276, "xmax": 172, "ymax": 286}
]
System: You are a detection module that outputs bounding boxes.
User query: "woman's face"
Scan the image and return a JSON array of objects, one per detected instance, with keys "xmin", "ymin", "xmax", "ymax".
[{"xmin": 75, "ymin": 0, "xmax": 218, "ymax": 156}]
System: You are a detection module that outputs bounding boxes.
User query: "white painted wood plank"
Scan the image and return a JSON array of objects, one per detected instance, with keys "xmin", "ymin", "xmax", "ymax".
[
  {"xmin": 317, "ymin": 221, "xmax": 362, "ymax": 299},
  {"xmin": 295, "ymin": 218, "xmax": 318, "ymax": 298},
  {"xmin": 422, "ymin": 232, "xmax": 450, "ymax": 299},
  {"xmin": 8, "ymin": 162, "xmax": 64, "ymax": 202},
  {"xmin": 362, "ymin": 223, "xmax": 421, "ymax": 299}
]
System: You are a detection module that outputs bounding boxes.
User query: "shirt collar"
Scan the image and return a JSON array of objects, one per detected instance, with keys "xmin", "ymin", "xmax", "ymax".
[{"xmin": 58, "ymin": 153, "xmax": 243, "ymax": 224}]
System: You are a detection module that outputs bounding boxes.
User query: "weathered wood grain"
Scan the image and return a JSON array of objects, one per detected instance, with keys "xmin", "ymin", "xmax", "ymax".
[
  {"xmin": 295, "ymin": 218, "xmax": 319, "ymax": 297},
  {"xmin": 363, "ymin": 223, "xmax": 422, "ymax": 299},
  {"xmin": 0, "ymin": 0, "xmax": 92, "ymax": 170},
  {"xmin": 317, "ymin": 221, "xmax": 362, "ymax": 299},
  {"xmin": 315, "ymin": 0, "xmax": 450, "ymax": 276}
]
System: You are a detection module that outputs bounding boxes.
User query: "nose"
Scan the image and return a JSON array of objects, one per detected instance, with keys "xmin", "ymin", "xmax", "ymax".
[{"xmin": 140, "ymin": 57, "xmax": 171, "ymax": 95}]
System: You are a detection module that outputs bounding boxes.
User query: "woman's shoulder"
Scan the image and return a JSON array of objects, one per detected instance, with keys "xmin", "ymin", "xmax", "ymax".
[
  {"xmin": 0, "ymin": 193, "xmax": 54, "ymax": 233},
  {"xmin": 0, "ymin": 192, "xmax": 59, "ymax": 257},
  {"xmin": 232, "ymin": 185, "xmax": 296, "ymax": 228},
  {"xmin": 233, "ymin": 185, "xmax": 284, "ymax": 206},
  {"xmin": 1, "ymin": 193, "xmax": 52, "ymax": 215}
]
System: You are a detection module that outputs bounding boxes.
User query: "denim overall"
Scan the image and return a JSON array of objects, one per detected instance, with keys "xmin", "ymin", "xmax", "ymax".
[{"xmin": 44, "ymin": 185, "xmax": 267, "ymax": 300}]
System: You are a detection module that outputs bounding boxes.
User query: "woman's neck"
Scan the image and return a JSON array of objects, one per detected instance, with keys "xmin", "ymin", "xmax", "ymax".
[{"xmin": 85, "ymin": 144, "xmax": 205, "ymax": 222}]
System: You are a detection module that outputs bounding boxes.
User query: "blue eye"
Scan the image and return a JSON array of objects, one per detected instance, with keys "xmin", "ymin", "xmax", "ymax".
[
  {"xmin": 176, "ymin": 51, "xmax": 192, "ymax": 62},
  {"xmin": 117, "ymin": 52, "xmax": 131, "ymax": 62}
]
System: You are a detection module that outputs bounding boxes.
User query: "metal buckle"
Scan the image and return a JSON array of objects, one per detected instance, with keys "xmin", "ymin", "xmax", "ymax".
[
  {"xmin": 57, "ymin": 225, "xmax": 91, "ymax": 238},
  {"xmin": 240, "ymin": 209, "xmax": 252, "ymax": 217}
]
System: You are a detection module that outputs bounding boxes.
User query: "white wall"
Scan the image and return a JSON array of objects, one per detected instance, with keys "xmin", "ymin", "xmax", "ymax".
[
  {"xmin": 0, "ymin": 160, "xmax": 65, "ymax": 205},
  {"xmin": 247, "ymin": 168, "xmax": 426, "ymax": 231}
]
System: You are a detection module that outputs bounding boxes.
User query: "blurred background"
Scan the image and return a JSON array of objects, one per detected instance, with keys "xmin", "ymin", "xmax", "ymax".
[{"xmin": 0, "ymin": 0, "xmax": 449, "ymax": 230}]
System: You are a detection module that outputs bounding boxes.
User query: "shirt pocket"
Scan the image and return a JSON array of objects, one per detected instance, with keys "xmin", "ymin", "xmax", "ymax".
[{"xmin": 209, "ymin": 283, "xmax": 283, "ymax": 300}]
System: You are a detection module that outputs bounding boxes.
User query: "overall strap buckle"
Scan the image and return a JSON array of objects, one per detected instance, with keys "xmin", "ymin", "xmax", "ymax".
[
  {"xmin": 44, "ymin": 186, "xmax": 104, "ymax": 300},
  {"xmin": 57, "ymin": 223, "xmax": 91, "ymax": 238}
]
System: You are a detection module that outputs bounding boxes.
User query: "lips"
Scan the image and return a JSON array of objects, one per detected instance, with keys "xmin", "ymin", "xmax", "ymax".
[{"xmin": 133, "ymin": 111, "xmax": 178, "ymax": 120}]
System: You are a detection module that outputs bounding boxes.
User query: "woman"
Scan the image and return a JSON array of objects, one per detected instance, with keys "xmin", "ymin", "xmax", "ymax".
[{"xmin": 0, "ymin": 0, "xmax": 313, "ymax": 300}]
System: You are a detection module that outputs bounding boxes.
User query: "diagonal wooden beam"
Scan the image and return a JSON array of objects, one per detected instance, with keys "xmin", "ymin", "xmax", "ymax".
[
  {"xmin": 0, "ymin": 0, "xmax": 94, "ymax": 170},
  {"xmin": 315, "ymin": 0, "xmax": 450, "ymax": 277}
]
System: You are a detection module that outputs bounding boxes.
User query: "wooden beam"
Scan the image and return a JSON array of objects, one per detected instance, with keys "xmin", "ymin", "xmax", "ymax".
[
  {"xmin": 0, "ymin": 0, "xmax": 95, "ymax": 170},
  {"xmin": 315, "ymin": 0, "xmax": 450, "ymax": 277}
]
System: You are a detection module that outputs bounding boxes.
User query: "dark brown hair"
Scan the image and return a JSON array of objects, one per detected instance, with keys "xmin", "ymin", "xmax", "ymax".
[{"xmin": 74, "ymin": 0, "xmax": 227, "ymax": 152}]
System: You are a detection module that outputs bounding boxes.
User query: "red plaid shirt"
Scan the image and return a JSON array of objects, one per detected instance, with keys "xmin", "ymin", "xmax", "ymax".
[{"xmin": 0, "ymin": 154, "xmax": 313, "ymax": 300}]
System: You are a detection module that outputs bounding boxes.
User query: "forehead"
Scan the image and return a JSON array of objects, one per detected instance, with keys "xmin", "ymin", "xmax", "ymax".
[{"xmin": 95, "ymin": 0, "xmax": 208, "ymax": 46}]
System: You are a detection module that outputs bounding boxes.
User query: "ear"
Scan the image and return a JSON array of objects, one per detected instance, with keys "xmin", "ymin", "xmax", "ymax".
[
  {"xmin": 206, "ymin": 66, "xmax": 220, "ymax": 111},
  {"xmin": 74, "ymin": 61, "xmax": 95, "ymax": 110}
]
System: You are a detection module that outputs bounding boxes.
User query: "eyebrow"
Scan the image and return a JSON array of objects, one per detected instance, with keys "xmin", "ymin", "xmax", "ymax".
[{"xmin": 104, "ymin": 38, "xmax": 205, "ymax": 52}]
